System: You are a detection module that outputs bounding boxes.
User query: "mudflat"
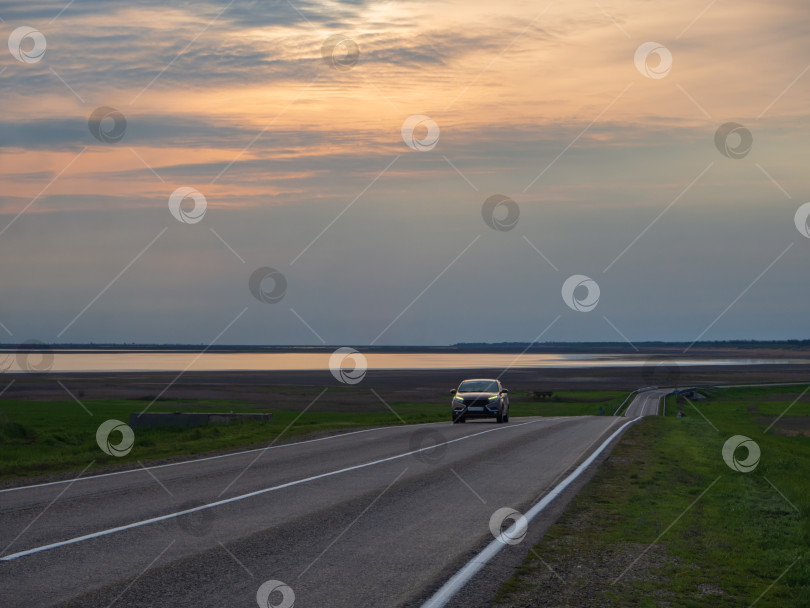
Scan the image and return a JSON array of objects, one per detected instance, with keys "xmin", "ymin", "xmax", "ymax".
[{"xmin": 2, "ymin": 360, "xmax": 808, "ymax": 409}]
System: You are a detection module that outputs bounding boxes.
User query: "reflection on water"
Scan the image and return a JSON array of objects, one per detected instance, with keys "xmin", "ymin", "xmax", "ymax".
[{"xmin": 1, "ymin": 351, "xmax": 808, "ymax": 373}]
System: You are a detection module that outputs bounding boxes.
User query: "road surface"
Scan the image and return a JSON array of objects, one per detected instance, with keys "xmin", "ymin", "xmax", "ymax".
[
  {"xmin": 624, "ymin": 388, "xmax": 667, "ymax": 417},
  {"xmin": 0, "ymin": 392, "xmax": 665, "ymax": 607}
]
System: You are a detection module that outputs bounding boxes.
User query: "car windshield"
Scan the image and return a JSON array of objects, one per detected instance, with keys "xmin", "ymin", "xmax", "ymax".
[{"xmin": 458, "ymin": 380, "xmax": 498, "ymax": 393}]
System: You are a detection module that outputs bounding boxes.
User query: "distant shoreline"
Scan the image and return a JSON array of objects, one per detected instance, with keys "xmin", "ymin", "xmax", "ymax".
[
  {"xmin": 3, "ymin": 340, "xmax": 810, "ymax": 356},
  {"xmin": 2, "ymin": 363, "xmax": 809, "ymax": 395}
]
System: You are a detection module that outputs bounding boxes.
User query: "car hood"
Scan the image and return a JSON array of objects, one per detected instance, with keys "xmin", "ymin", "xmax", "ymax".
[{"xmin": 456, "ymin": 392, "xmax": 498, "ymax": 399}]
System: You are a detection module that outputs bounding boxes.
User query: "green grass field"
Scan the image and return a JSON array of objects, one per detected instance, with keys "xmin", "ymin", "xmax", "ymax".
[
  {"xmin": 0, "ymin": 389, "xmax": 626, "ymax": 480},
  {"xmin": 494, "ymin": 384, "xmax": 810, "ymax": 607}
]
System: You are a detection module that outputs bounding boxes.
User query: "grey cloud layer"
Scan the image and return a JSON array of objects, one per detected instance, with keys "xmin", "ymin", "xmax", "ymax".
[{"xmin": 2, "ymin": 0, "xmax": 809, "ymax": 344}]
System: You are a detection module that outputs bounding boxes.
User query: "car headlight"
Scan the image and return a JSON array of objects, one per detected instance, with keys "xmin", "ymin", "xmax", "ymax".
[
  {"xmin": 488, "ymin": 395, "xmax": 500, "ymax": 401},
  {"xmin": 453, "ymin": 395, "xmax": 465, "ymax": 403}
]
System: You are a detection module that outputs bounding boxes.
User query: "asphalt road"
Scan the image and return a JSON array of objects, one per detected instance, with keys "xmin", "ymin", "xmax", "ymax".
[
  {"xmin": 624, "ymin": 389, "xmax": 668, "ymax": 417},
  {"xmin": 0, "ymin": 393, "xmax": 664, "ymax": 608}
]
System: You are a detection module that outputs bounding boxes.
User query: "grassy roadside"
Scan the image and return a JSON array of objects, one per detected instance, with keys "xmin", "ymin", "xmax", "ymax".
[
  {"xmin": 494, "ymin": 385, "xmax": 810, "ymax": 607},
  {"xmin": 0, "ymin": 389, "xmax": 625, "ymax": 480}
]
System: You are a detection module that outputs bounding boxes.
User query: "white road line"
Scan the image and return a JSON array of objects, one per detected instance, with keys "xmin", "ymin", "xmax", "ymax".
[
  {"xmin": 612, "ymin": 389, "xmax": 640, "ymax": 416},
  {"xmin": 420, "ymin": 416, "xmax": 640, "ymax": 608},
  {"xmin": 1, "ymin": 420, "xmax": 542, "ymax": 561},
  {"xmin": 0, "ymin": 424, "xmax": 429, "ymax": 494},
  {"xmin": 625, "ymin": 390, "xmax": 667, "ymax": 418}
]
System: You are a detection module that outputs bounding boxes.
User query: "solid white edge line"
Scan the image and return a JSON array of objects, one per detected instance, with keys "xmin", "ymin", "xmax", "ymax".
[
  {"xmin": 0, "ymin": 424, "xmax": 432, "ymax": 494},
  {"xmin": 625, "ymin": 389, "xmax": 668, "ymax": 418},
  {"xmin": 1, "ymin": 420, "xmax": 543, "ymax": 561},
  {"xmin": 420, "ymin": 416, "xmax": 641, "ymax": 608}
]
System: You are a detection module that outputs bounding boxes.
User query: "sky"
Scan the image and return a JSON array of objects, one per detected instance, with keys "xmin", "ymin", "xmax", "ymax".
[{"xmin": 1, "ymin": 0, "xmax": 809, "ymax": 346}]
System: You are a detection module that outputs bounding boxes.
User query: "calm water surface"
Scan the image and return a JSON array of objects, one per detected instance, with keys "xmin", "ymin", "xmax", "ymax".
[{"xmin": 3, "ymin": 351, "xmax": 808, "ymax": 372}]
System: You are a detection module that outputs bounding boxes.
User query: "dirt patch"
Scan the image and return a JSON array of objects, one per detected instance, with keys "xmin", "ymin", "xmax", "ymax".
[
  {"xmin": 757, "ymin": 416, "xmax": 810, "ymax": 437},
  {"xmin": 492, "ymin": 542, "xmax": 683, "ymax": 607},
  {"xmin": 761, "ymin": 392, "xmax": 810, "ymax": 402}
]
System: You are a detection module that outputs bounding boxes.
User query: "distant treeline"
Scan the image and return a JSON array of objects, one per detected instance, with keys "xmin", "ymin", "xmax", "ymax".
[
  {"xmin": 451, "ymin": 340, "xmax": 810, "ymax": 352},
  {"xmin": 1, "ymin": 339, "xmax": 809, "ymax": 353}
]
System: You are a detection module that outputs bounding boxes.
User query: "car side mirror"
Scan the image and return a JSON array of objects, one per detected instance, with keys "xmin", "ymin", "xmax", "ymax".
[
  {"xmin": 501, "ymin": 388, "xmax": 509, "ymax": 393},
  {"xmin": 450, "ymin": 389, "xmax": 457, "ymax": 394}
]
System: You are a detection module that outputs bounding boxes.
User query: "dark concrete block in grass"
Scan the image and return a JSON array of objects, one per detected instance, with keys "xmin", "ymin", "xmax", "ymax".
[{"xmin": 129, "ymin": 412, "xmax": 272, "ymax": 428}]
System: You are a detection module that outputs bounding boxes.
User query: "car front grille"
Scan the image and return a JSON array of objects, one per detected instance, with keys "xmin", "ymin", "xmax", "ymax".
[{"xmin": 463, "ymin": 398, "xmax": 492, "ymax": 407}]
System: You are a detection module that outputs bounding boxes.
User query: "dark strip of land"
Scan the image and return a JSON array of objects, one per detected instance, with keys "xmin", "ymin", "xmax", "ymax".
[{"xmin": 2, "ymin": 363, "xmax": 808, "ymax": 405}]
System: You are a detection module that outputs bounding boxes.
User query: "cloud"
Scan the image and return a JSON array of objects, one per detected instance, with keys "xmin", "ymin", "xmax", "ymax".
[{"xmin": 2, "ymin": 0, "xmax": 809, "ymax": 344}]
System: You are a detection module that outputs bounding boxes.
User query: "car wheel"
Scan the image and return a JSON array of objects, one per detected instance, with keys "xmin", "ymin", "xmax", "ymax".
[
  {"xmin": 496, "ymin": 411, "xmax": 504, "ymax": 423},
  {"xmin": 504, "ymin": 410, "xmax": 509, "ymax": 422}
]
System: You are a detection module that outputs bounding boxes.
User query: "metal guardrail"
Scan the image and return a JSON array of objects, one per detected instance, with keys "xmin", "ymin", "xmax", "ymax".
[
  {"xmin": 662, "ymin": 382, "xmax": 810, "ymax": 416},
  {"xmin": 612, "ymin": 390, "xmax": 639, "ymax": 416}
]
